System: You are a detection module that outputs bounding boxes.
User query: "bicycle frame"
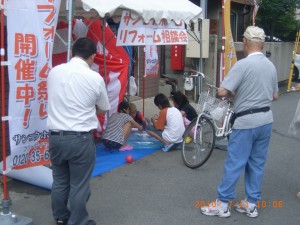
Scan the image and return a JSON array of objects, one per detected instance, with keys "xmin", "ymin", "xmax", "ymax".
[
  {"xmin": 189, "ymin": 71, "xmax": 233, "ymax": 142},
  {"xmin": 181, "ymin": 69, "xmax": 233, "ymax": 169},
  {"xmin": 193, "ymin": 104, "xmax": 233, "ymax": 141}
]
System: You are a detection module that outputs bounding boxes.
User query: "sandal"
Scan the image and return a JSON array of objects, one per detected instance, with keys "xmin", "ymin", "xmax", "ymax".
[
  {"xmin": 162, "ymin": 143, "xmax": 175, "ymax": 152},
  {"xmin": 119, "ymin": 145, "xmax": 133, "ymax": 152}
]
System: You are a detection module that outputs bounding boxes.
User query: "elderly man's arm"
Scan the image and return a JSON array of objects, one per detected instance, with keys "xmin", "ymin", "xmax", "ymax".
[
  {"xmin": 217, "ymin": 86, "xmax": 234, "ymax": 99},
  {"xmin": 273, "ymin": 91, "xmax": 279, "ymax": 101}
]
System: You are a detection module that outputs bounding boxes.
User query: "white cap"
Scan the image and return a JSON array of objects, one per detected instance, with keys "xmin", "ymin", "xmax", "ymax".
[{"xmin": 243, "ymin": 26, "xmax": 266, "ymax": 42}]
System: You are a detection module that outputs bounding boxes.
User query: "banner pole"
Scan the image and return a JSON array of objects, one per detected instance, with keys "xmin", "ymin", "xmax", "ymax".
[
  {"xmin": 1, "ymin": 0, "xmax": 9, "ymax": 211},
  {"xmin": 0, "ymin": 0, "xmax": 34, "ymax": 223}
]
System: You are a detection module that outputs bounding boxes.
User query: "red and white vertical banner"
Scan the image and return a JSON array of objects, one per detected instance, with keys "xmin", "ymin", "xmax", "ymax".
[
  {"xmin": 144, "ymin": 45, "xmax": 159, "ymax": 77},
  {"xmin": 6, "ymin": 0, "xmax": 60, "ymax": 169},
  {"xmin": 85, "ymin": 19, "xmax": 130, "ymax": 135},
  {"xmin": 117, "ymin": 10, "xmax": 188, "ymax": 46},
  {"xmin": 51, "ymin": 19, "xmax": 130, "ymax": 136}
]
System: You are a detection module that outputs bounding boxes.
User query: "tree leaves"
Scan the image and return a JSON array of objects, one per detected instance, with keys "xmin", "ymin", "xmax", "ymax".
[{"xmin": 256, "ymin": 0, "xmax": 299, "ymax": 41}]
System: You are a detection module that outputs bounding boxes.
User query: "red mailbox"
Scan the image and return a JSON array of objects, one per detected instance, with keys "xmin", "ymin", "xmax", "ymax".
[{"xmin": 171, "ymin": 45, "xmax": 185, "ymax": 70}]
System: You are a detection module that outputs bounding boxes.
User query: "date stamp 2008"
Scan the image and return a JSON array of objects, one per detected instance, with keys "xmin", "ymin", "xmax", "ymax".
[{"xmin": 194, "ymin": 200, "xmax": 284, "ymax": 209}]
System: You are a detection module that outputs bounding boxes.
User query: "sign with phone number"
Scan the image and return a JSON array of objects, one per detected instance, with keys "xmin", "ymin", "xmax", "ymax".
[{"xmin": 12, "ymin": 139, "xmax": 50, "ymax": 170}]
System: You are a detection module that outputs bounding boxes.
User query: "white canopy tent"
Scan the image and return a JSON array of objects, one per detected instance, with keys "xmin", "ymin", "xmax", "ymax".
[
  {"xmin": 60, "ymin": 0, "xmax": 203, "ymax": 98},
  {"xmin": 0, "ymin": 0, "xmax": 203, "ymax": 191},
  {"xmin": 60, "ymin": 0, "xmax": 202, "ymax": 58},
  {"xmin": 60, "ymin": 0, "xmax": 202, "ymax": 23},
  {"xmin": 81, "ymin": 0, "xmax": 202, "ymax": 23},
  {"xmin": 65, "ymin": 0, "xmax": 203, "ymax": 112}
]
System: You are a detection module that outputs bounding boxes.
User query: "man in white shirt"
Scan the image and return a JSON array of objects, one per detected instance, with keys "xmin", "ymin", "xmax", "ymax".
[{"xmin": 47, "ymin": 37, "xmax": 110, "ymax": 225}]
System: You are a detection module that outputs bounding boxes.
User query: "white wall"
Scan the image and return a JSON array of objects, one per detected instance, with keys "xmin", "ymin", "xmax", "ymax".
[{"xmin": 235, "ymin": 42, "xmax": 294, "ymax": 82}]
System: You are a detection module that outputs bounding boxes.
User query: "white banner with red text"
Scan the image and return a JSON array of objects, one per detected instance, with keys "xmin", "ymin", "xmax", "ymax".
[
  {"xmin": 117, "ymin": 10, "xmax": 188, "ymax": 46},
  {"xmin": 7, "ymin": 0, "xmax": 61, "ymax": 170},
  {"xmin": 144, "ymin": 46, "xmax": 159, "ymax": 77}
]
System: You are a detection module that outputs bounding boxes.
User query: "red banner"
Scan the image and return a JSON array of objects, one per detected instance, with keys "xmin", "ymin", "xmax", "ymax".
[
  {"xmin": 52, "ymin": 19, "xmax": 130, "ymax": 136},
  {"xmin": 85, "ymin": 20, "xmax": 130, "ymax": 134}
]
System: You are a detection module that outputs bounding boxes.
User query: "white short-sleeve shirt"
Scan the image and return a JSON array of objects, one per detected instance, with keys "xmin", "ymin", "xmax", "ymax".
[{"xmin": 47, "ymin": 57, "xmax": 110, "ymax": 131}]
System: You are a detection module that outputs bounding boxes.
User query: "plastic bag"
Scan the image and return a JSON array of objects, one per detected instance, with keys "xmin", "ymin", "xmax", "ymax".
[
  {"xmin": 210, "ymin": 106, "xmax": 225, "ymax": 121},
  {"xmin": 288, "ymin": 98, "xmax": 300, "ymax": 135},
  {"xmin": 129, "ymin": 76, "xmax": 137, "ymax": 96},
  {"xmin": 184, "ymin": 77, "xmax": 194, "ymax": 91}
]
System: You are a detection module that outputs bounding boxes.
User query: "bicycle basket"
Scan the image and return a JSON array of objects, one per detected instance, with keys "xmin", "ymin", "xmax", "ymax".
[{"xmin": 197, "ymin": 92, "xmax": 230, "ymax": 122}]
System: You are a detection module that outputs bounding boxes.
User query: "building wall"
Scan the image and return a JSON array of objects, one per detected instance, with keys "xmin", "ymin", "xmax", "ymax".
[
  {"xmin": 235, "ymin": 42, "xmax": 293, "ymax": 82},
  {"xmin": 160, "ymin": 37, "xmax": 292, "ymax": 98},
  {"xmin": 158, "ymin": 35, "xmax": 218, "ymax": 101}
]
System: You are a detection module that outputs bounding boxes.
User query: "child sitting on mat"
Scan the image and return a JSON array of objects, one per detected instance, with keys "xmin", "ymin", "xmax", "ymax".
[
  {"xmin": 102, "ymin": 101, "xmax": 143, "ymax": 151},
  {"xmin": 146, "ymin": 93, "xmax": 185, "ymax": 152},
  {"xmin": 129, "ymin": 102, "xmax": 148, "ymax": 129},
  {"xmin": 170, "ymin": 91, "xmax": 198, "ymax": 126},
  {"xmin": 170, "ymin": 91, "xmax": 198, "ymax": 144}
]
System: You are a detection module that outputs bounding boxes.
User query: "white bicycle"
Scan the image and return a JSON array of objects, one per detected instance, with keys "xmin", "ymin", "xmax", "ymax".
[{"xmin": 182, "ymin": 70, "xmax": 234, "ymax": 169}]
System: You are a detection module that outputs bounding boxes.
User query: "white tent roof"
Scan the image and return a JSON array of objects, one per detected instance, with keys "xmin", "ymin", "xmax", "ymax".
[{"xmin": 81, "ymin": 0, "xmax": 202, "ymax": 24}]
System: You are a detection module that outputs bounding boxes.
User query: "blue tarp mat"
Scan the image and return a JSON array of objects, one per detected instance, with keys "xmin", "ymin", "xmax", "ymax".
[{"xmin": 92, "ymin": 131, "xmax": 163, "ymax": 177}]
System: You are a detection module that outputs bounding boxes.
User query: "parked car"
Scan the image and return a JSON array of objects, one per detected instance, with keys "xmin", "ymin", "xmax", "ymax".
[
  {"xmin": 293, "ymin": 53, "xmax": 300, "ymax": 81},
  {"xmin": 265, "ymin": 35, "xmax": 282, "ymax": 42}
]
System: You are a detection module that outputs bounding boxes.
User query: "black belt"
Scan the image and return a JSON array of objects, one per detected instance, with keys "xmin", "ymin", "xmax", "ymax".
[
  {"xmin": 235, "ymin": 106, "xmax": 270, "ymax": 118},
  {"xmin": 50, "ymin": 130, "xmax": 92, "ymax": 136},
  {"xmin": 230, "ymin": 107, "xmax": 270, "ymax": 125}
]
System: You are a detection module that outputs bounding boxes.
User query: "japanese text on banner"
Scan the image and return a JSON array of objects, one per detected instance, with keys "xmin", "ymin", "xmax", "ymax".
[
  {"xmin": 117, "ymin": 10, "xmax": 188, "ymax": 46},
  {"xmin": 7, "ymin": 0, "xmax": 61, "ymax": 169},
  {"xmin": 144, "ymin": 46, "xmax": 159, "ymax": 77}
]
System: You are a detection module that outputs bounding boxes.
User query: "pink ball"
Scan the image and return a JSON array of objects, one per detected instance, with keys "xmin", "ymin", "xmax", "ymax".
[{"xmin": 125, "ymin": 155, "xmax": 134, "ymax": 163}]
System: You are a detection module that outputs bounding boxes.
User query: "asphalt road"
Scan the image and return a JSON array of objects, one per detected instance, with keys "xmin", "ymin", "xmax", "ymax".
[{"xmin": 1, "ymin": 87, "xmax": 300, "ymax": 225}]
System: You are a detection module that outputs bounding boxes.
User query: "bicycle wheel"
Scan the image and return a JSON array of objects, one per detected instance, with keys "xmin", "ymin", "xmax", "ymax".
[{"xmin": 181, "ymin": 116, "xmax": 215, "ymax": 169}]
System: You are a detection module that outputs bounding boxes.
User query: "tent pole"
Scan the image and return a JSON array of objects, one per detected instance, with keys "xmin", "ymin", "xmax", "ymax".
[
  {"xmin": 197, "ymin": 18, "xmax": 203, "ymax": 101},
  {"xmin": 102, "ymin": 18, "xmax": 111, "ymax": 125},
  {"xmin": 102, "ymin": 18, "xmax": 107, "ymax": 84},
  {"xmin": 137, "ymin": 47, "xmax": 140, "ymax": 96},
  {"xmin": 66, "ymin": 0, "xmax": 73, "ymax": 62},
  {"xmin": 142, "ymin": 47, "xmax": 145, "ymax": 115},
  {"xmin": 142, "ymin": 77, "xmax": 145, "ymax": 115}
]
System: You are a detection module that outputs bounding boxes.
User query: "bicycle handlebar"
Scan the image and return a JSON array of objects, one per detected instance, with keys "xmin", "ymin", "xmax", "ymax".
[
  {"xmin": 206, "ymin": 83, "xmax": 219, "ymax": 90},
  {"xmin": 189, "ymin": 69, "xmax": 205, "ymax": 78},
  {"xmin": 189, "ymin": 69, "xmax": 219, "ymax": 90}
]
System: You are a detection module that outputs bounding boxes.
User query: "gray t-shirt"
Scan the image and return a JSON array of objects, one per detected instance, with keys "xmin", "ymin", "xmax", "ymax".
[{"xmin": 221, "ymin": 52, "xmax": 278, "ymax": 129}]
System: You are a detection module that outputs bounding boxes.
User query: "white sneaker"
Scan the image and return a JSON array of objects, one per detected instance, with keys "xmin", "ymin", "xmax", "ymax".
[
  {"xmin": 201, "ymin": 199, "xmax": 231, "ymax": 218},
  {"xmin": 235, "ymin": 199, "xmax": 258, "ymax": 218}
]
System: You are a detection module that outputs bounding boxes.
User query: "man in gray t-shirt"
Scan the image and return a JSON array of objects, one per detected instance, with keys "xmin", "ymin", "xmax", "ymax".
[{"xmin": 201, "ymin": 26, "xmax": 279, "ymax": 218}]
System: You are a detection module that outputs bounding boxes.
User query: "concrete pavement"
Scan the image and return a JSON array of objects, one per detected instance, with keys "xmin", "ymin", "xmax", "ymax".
[{"xmin": 1, "ymin": 87, "xmax": 300, "ymax": 225}]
